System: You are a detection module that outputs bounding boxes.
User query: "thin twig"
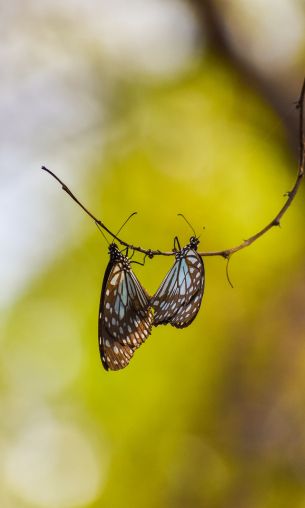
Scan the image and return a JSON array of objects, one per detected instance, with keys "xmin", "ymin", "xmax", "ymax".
[{"xmin": 42, "ymin": 77, "xmax": 305, "ymax": 259}]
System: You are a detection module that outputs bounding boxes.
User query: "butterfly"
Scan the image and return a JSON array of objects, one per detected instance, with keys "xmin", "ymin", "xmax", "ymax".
[
  {"xmin": 98, "ymin": 243, "xmax": 153, "ymax": 371},
  {"xmin": 151, "ymin": 236, "xmax": 204, "ymax": 328}
]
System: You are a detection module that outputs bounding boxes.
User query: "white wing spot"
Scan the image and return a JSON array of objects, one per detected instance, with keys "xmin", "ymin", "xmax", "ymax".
[
  {"xmin": 110, "ymin": 273, "xmax": 120, "ymax": 285},
  {"xmin": 114, "ymin": 345, "xmax": 119, "ymax": 354}
]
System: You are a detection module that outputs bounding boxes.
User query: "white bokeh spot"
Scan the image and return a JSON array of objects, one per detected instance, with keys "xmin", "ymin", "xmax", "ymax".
[
  {"xmin": 4, "ymin": 419, "xmax": 107, "ymax": 508},
  {"xmin": 222, "ymin": 0, "xmax": 304, "ymax": 72}
]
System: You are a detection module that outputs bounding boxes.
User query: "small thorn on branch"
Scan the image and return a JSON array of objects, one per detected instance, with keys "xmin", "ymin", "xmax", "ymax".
[
  {"xmin": 273, "ymin": 218, "xmax": 281, "ymax": 227},
  {"xmin": 284, "ymin": 191, "xmax": 292, "ymax": 197}
]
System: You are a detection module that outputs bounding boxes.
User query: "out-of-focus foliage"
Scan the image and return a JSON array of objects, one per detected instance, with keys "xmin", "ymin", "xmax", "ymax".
[{"xmin": 1, "ymin": 1, "xmax": 305, "ymax": 508}]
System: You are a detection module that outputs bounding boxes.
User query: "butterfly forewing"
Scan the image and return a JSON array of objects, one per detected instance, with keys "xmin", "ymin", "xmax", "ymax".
[
  {"xmin": 99, "ymin": 245, "xmax": 153, "ymax": 371},
  {"xmin": 151, "ymin": 238, "xmax": 204, "ymax": 328}
]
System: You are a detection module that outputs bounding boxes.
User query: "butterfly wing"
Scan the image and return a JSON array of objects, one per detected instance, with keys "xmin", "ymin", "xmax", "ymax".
[
  {"xmin": 151, "ymin": 249, "xmax": 204, "ymax": 328},
  {"xmin": 169, "ymin": 250, "xmax": 204, "ymax": 328},
  {"xmin": 99, "ymin": 260, "xmax": 153, "ymax": 371}
]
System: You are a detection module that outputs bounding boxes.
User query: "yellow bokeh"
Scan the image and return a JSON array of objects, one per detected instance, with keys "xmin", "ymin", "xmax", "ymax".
[{"xmin": 1, "ymin": 2, "xmax": 305, "ymax": 507}]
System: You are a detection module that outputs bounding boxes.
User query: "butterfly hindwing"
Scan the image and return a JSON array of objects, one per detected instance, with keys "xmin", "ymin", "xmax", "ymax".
[
  {"xmin": 98, "ymin": 244, "xmax": 153, "ymax": 371},
  {"xmin": 151, "ymin": 237, "xmax": 204, "ymax": 328}
]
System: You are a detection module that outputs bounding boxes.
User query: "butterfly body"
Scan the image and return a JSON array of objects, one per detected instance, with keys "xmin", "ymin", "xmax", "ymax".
[
  {"xmin": 151, "ymin": 236, "xmax": 204, "ymax": 328},
  {"xmin": 99, "ymin": 243, "xmax": 153, "ymax": 371}
]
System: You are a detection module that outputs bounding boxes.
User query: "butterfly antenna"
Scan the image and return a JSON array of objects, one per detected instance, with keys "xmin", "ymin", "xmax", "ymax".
[
  {"xmin": 173, "ymin": 236, "xmax": 181, "ymax": 252},
  {"xmin": 42, "ymin": 166, "xmax": 136, "ymax": 249},
  {"xmin": 177, "ymin": 213, "xmax": 197, "ymax": 237},
  {"xmin": 116, "ymin": 212, "xmax": 137, "ymax": 236},
  {"xmin": 95, "ymin": 221, "xmax": 110, "ymax": 244},
  {"xmin": 198, "ymin": 225, "xmax": 206, "ymax": 241}
]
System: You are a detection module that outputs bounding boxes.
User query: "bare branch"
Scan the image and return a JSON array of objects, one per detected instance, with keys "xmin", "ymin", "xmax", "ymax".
[
  {"xmin": 41, "ymin": 165, "xmax": 171, "ymax": 256},
  {"xmin": 42, "ymin": 78, "xmax": 305, "ymax": 259},
  {"xmin": 205, "ymin": 77, "xmax": 305, "ymax": 259}
]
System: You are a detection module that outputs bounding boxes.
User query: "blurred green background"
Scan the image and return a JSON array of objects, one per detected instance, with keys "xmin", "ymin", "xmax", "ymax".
[{"xmin": 1, "ymin": 1, "xmax": 305, "ymax": 507}]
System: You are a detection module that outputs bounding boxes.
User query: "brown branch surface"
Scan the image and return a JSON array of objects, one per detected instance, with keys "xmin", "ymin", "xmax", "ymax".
[{"xmin": 42, "ymin": 78, "xmax": 305, "ymax": 259}]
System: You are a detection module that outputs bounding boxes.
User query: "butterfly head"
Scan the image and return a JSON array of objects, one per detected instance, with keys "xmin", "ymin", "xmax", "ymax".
[
  {"xmin": 174, "ymin": 236, "xmax": 200, "ymax": 259},
  {"xmin": 188, "ymin": 236, "xmax": 200, "ymax": 250},
  {"xmin": 108, "ymin": 242, "xmax": 120, "ymax": 259},
  {"xmin": 108, "ymin": 243, "xmax": 130, "ymax": 269}
]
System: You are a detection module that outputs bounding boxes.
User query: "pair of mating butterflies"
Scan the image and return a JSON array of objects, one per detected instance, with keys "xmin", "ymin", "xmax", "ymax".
[{"xmin": 99, "ymin": 236, "xmax": 204, "ymax": 371}]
